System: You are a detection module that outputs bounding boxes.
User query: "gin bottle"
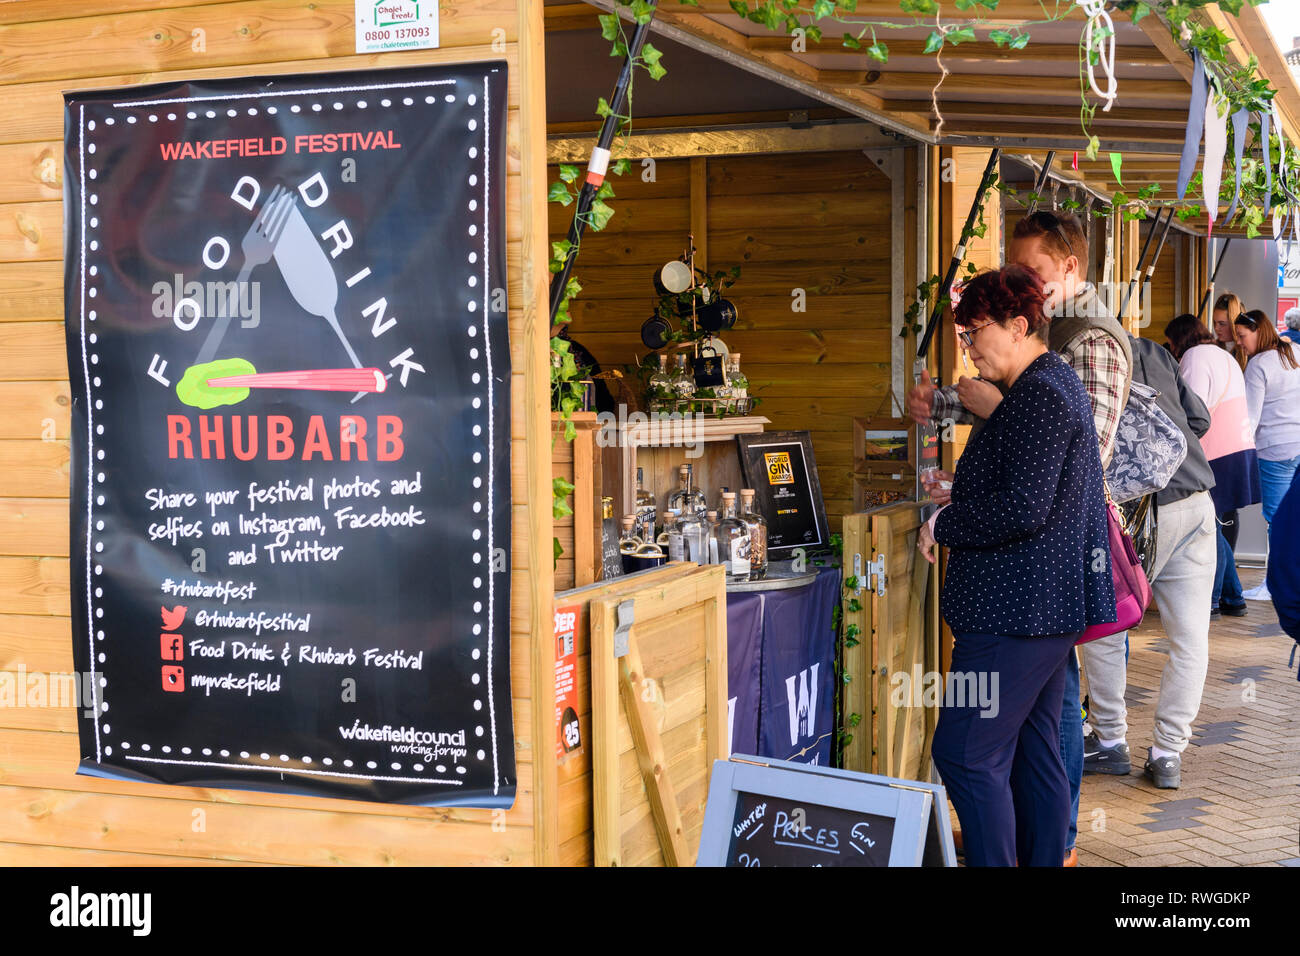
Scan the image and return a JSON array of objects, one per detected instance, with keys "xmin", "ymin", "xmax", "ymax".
[
  {"xmin": 618, "ymin": 515, "xmax": 643, "ymax": 556},
  {"xmin": 710, "ymin": 493, "xmax": 751, "ymax": 581},
  {"xmin": 659, "ymin": 513, "xmax": 686, "ymax": 562},
  {"xmin": 667, "ymin": 463, "xmax": 707, "ymax": 518},
  {"xmin": 647, "ymin": 354, "xmax": 673, "ymax": 411},
  {"xmin": 635, "ymin": 467, "xmax": 657, "ymax": 540},
  {"xmin": 739, "ymin": 489, "xmax": 768, "ymax": 579},
  {"xmin": 727, "ymin": 352, "xmax": 748, "ymax": 413},
  {"xmin": 704, "ymin": 510, "xmax": 720, "ymax": 565},
  {"xmin": 670, "ymin": 353, "xmax": 695, "ymax": 406}
]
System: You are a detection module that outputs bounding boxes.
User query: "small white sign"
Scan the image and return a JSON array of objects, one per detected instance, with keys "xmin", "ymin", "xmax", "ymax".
[{"xmin": 355, "ymin": 0, "xmax": 439, "ymax": 54}]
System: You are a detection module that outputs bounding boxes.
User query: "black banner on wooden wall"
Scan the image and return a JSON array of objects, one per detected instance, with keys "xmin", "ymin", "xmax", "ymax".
[{"xmin": 63, "ymin": 63, "xmax": 514, "ymax": 807}]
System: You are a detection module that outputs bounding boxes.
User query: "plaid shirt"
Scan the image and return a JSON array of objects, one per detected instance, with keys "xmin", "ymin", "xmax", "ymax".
[{"xmin": 931, "ymin": 327, "xmax": 1129, "ymax": 467}]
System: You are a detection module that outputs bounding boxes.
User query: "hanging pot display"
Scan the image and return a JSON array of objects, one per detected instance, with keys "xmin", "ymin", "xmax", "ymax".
[
  {"xmin": 640, "ymin": 312, "xmax": 673, "ymax": 350},
  {"xmin": 652, "ymin": 259, "xmax": 692, "ymax": 297},
  {"xmin": 692, "ymin": 341, "xmax": 726, "ymax": 388},
  {"xmin": 697, "ymin": 297, "xmax": 738, "ymax": 333}
]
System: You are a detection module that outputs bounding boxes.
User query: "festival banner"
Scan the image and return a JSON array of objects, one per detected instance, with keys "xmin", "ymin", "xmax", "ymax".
[{"xmin": 63, "ymin": 63, "xmax": 514, "ymax": 806}]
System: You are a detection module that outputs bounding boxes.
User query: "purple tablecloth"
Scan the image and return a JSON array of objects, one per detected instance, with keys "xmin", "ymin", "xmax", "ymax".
[{"xmin": 726, "ymin": 565, "xmax": 840, "ymax": 767}]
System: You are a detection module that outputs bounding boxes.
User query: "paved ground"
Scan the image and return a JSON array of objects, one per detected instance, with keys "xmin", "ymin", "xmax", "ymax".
[{"xmin": 1074, "ymin": 567, "xmax": 1300, "ymax": 867}]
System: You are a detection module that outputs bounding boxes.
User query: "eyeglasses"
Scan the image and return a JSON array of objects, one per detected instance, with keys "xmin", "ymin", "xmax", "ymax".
[
  {"xmin": 957, "ymin": 320, "xmax": 997, "ymax": 348},
  {"xmin": 1025, "ymin": 211, "xmax": 1076, "ymax": 259}
]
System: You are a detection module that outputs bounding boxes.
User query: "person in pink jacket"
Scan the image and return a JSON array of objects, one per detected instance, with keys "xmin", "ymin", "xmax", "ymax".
[{"xmin": 1165, "ymin": 314, "xmax": 1260, "ymax": 617}]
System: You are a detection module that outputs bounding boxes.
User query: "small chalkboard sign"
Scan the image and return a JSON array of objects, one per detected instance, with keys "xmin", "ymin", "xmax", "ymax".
[
  {"xmin": 697, "ymin": 755, "xmax": 957, "ymax": 867},
  {"xmin": 735, "ymin": 432, "xmax": 829, "ymax": 561},
  {"xmin": 601, "ymin": 515, "xmax": 624, "ymax": 581}
]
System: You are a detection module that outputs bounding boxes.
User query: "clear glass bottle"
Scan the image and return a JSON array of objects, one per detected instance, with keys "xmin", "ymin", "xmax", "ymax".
[
  {"xmin": 659, "ymin": 512, "xmax": 686, "ymax": 562},
  {"xmin": 726, "ymin": 352, "xmax": 748, "ymax": 413},
  {"xmin": 710, "ymin": 494, "xmax": 751, "ymax": 581},
  {"xmin": 648, "ymin": 353, "xmax": 673, "ymax": 411},
  {"xmin": 704, "ymin": 510, "xmax": 720, "ymax": 564},
  {"xmin": 670, "ymin": 353, "xmax": 695, "ymax": 407},
  {"xmin": 618, "ymin": 515, "xmax": 643, "ymax": 556},
  {"xmin": 678, "ymin": 510, "xmax": 707, "ymax": 565},
  {"xmin": 739, "ymin": 488, "xmax": 768, "ymax": 580},
  {"xmin": 635, "ymin": 467, "xmax": 657, "ymax": 540},
  {"xmin": 667, "ymin": 463, "xmax": 707, "ymax": 519}
]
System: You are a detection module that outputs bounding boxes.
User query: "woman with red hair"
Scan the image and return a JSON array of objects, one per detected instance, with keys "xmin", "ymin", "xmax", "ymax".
[{"xmin": 919, "ymin": 265, "xmax": 1115, "ymax": 867}]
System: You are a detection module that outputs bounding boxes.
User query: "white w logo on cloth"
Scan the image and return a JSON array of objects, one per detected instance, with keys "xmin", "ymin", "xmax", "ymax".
[{"xmin": 784, "ymin": 665, "xmax": 818, "ymax": 745}]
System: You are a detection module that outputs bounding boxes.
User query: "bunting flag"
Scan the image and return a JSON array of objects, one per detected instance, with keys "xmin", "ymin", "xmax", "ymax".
[
  {"xmin": 1222, "ymin": 108, "xmax": 1250, "ymax": 225},
  {"xmin": 1202, "ymin": 86, "xmax": 1229, "ymax": 234},
  {"xmin": 1262, "ymin": 107, "xmax": 1273, "ymax": 218},
  {"xmin": 1177, "ymin": 51, "xmax": 1208, "ymax": 201}
]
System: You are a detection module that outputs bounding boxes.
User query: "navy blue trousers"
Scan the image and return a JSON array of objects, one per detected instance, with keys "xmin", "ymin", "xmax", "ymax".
[{"xmin": 931, "ymin": 631, "xmax": 1080, "ymax": 867}]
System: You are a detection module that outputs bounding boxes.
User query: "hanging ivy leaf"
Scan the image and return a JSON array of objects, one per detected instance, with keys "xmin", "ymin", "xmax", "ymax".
[
  {"xmin": 558, "ymin": 164, "xmax": 580, "ymax": 184},
  {"xmin": 812, "ymin": 0, "xmax": 835, "ymax": 19},
  {"xmin": 867, "ymin": 41, "xmax": 889, "ymax": 62},
  {"xmin": 923, "ymin": 30, "xmax": 945, "ymax": 54},
  {"xmin": 641, "ymin": 42, "xmax": 667, "ymax": 80},
  {"xmin": 946, "ymin": 26, "xmax": 977, "ymax": 46},
  {"xmin": 899, "ymin": 0, "xmax": 939, "ymax": 13},
  {"xmin": 842, "ymin": 32, "xmax": 863, "ymax": 50},
  {"xmin": 1085, "ymin": 135, "xmax": 1101, "ymax": 162},
  {"xmin": 548, "ymin": 182, "xmax": 574, "ymax": 206},
  {"xmin": 587, "ymin": 198, "xmax": 616, "ymax": 231},
  {"xmin": 611, "ymin": 158, "xmax": 632, "ymax": 176}
]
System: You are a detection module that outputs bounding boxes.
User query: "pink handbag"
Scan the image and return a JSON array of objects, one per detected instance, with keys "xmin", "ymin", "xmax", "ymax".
[{"xmin": 1077, "ymin": 495, "xmax": 1153, "ymax": 645}]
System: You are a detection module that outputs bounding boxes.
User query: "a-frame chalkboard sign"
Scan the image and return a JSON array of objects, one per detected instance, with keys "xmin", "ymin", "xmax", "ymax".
[{"xmin": 697, "ymin": 755, "xmax": 957, "ymax": 867}]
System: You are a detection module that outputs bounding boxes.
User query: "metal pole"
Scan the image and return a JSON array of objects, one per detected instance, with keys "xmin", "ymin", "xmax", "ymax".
[
  {"xmin": 1025, "ymin": 150, "xmax": 1056, "ymax": 216},
  {"xmin": 1118, "ymin": 208, "xmax": 1168, "ymax": 317},
  {"xmin": 917, "ymin": 147, "xmax": 1001, "ymax": 359},
  {"xmin": 1198, "ymin": 237, "xmax": 1233, "ymax": 319},
  {"xmin": 548, "ymin": 2, "xmax": 659, "ymax": 325}
]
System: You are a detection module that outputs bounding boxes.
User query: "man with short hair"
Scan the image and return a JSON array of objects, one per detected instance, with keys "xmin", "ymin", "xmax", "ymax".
[{"xmin": 909, "ymin": 209, "xmax": 1132, "ymax": 864}]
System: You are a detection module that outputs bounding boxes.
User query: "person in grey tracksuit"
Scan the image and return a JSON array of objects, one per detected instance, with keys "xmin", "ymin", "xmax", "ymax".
[{"xmin": 1081, "ymin": 335, "xmax": 1216, "ymax": 789}]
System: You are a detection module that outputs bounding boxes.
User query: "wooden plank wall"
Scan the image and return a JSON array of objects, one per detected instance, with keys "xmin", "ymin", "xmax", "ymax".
[
  {"xmin": 0, "ymin": 0, "xmax": 557, "ymax": 865},
  {"xmin": 550, "ymin": 148, "xmax": 899, "ymax": 530}
]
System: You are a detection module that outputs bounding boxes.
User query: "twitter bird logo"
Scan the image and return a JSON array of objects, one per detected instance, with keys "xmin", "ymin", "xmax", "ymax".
[{"xmin": 160, "ymin": 605, "xmax": 187, "ymax": 631}]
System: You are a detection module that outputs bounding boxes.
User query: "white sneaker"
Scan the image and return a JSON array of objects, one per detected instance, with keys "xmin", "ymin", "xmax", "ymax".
[{"xmin": 1243, "ymin": 582, "xmax": 1272, "ymax": 601}]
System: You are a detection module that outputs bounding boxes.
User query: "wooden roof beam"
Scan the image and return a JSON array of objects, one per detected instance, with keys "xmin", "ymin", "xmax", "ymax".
[
  {"xmin": 665, "ymin": 0, "xmax": 1085, "ymax": 21},
  {"xmin": 827, "ymin": 70, "xmax": 1192, "ymax": 103},
  {"xmin": 745, "ymin": 36, "xmax": 1168, "ymax": 66}
]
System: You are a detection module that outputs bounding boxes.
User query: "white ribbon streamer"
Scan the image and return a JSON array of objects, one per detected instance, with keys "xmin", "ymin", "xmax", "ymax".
[{"xmin": 1083, "ymin": 1, "xmax": 1118, "ymax": 112}]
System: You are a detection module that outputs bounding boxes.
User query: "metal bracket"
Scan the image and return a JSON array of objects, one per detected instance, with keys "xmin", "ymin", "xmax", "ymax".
[
  {"xmin": 613, "ymin": 599, "xmax": 634, "ymax": 658},
  {"xmin": 867, "ymin": 555, "xmax": 887, "ymax": 596},
  {"xmin": 851, "ymin": 553, "xmax": 863, "ymax": 595}
]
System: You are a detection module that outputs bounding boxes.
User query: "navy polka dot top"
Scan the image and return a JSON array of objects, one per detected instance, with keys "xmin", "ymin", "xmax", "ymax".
[{"xmin": 934, "ymin": 350, "xmax": 1116, "ymax": 636}]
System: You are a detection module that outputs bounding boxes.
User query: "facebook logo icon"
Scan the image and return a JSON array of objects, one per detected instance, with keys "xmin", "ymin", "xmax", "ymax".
[{"xmin": 160, "ymin": 633, "xmax": 183, "ymax": 661}]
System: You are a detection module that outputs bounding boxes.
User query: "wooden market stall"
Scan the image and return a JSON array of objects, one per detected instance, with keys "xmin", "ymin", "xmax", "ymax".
[{"xmin": 0, "ymin": 0, "xmax": 561, "ymax": 866}]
